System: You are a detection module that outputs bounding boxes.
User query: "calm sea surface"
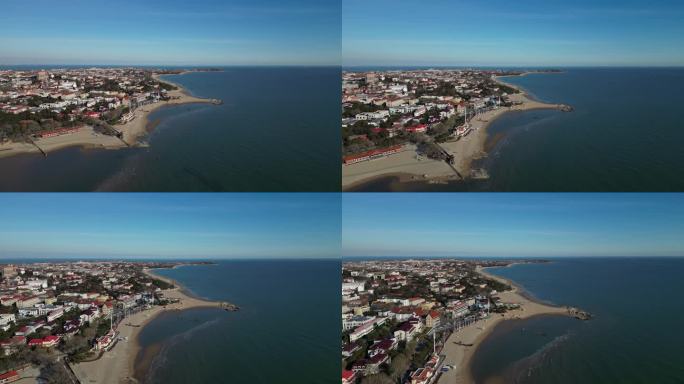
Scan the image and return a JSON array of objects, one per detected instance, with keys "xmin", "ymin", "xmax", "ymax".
[
  {"xmin": 0, "ymin": 67, "xmax": 340, "ymax": 191},
  {"xmin": 469, "ymin": 258, "xmax": 684, "ymax": 384},
  {"xmin": 350, "ymin": 68, "xmax": 684, "ymax": 191},
  {"xmin": 138, "ymin": 260, "xmax": 340, "ymax": 384}
]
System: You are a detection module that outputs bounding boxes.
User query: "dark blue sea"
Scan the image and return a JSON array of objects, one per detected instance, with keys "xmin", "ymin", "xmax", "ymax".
[
  {"xmin": 469, "ymin": 258, "xmax": 684, "ymax": 384},
  {"xmin": 137, "ymin": 260, "xmax": 340, "ymax": 384},
  {"xmin": 0, "ymin": 67, "xmax": 340, "ymax": 191}
]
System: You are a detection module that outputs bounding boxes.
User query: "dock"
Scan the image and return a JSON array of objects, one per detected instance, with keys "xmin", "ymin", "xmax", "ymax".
[{"xmin": 29, "ymin": 138, "xmax": 47, "ymax": 157}]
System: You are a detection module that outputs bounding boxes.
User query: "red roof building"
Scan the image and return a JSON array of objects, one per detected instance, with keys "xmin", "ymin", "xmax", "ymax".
[
  {"xmin": 0, "ymin": 370, "xmax": 19, "ymax": 383},
  {"xmin": 0, "ymin": 337, "xmax": 26, "ymax": 356},
  {"xmin": 342, "ymin": 370, "xmax": 357, "ymax": 384},
  {"xmin": 36, "ymin": 127, "xmax": 81, "ymax": 139},
  {"xmin": 369, "ymin": 338, "xmax": 398, "ymax": 357},
  {"xmin": 27, "ymin": 335, "xmax": 60, "ymax": 348},
  {"xmin": 405, "ymin": 124, "xmax": 427, "ymax": 133},
  {"xmin": 343, "ymin": 145, "xmax": 403, "ymax": 165},
  {"xmin": 426, "ymin": 311, "xmax": 441, "ymax": 328}
]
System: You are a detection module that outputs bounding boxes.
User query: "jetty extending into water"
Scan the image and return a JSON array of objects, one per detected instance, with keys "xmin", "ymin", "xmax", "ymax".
[
  {"xmin": 220, "ymin": 302, "xmax": 240, "ymax": 311},
  {"xmin": 568, "ymin": 307, "xmax": 592, "ymax": 320}
]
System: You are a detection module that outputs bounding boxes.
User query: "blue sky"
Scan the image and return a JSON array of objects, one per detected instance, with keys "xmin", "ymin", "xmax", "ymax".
[
  {"xmin": 0, "ymin": 0, "xmax": 340, "ymax": 65},
  {"xmin": 0, "ymin": 194, "xmax": 340, "ymax": 259},
  {"xmin": 343, "ymin": 0, "xmax": 684, "ymax": 67},
  {"xmin": 343, "ymin": 194, "xmax": 684, "ymax": 258}
]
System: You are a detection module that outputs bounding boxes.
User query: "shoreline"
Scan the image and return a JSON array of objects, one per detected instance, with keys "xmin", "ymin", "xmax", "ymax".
[
  {"xmin": 342, "ymin": 72, "xmax": 569, "ymax": 190},
  {"xmin": 71, "ymin": 267, "xmax": 224, "ymax": 384},
  {"xmin": 437, "ymin": 265, "xmax": 572, "ymax": 384},
  {"xmin": 0, "ymin": 73, "xmax": 216, "ymax": 160},
  {"xmin": 116, "ymin": 74, "xmax": 216, "ymax": 146}
]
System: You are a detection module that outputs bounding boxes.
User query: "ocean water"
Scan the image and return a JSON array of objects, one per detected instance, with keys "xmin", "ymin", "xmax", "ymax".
[
  {"xmin": 469, "ymin": 258, "xmax": 684, "ymax": 384},
  {"xmin": 137, "ymin": 260, "xmax": 340, "ymax": 384},
  {"xmin": 349, "ymin": 68, "xmax": 684, "ymax": 192},
  {"xmin": 0, "ymin": 67, "xmax": 340, "ymax": 191}
]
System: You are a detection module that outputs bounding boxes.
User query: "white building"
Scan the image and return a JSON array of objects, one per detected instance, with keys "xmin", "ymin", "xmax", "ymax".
[
  {"xmin": 342, "ymin": 281, "xmax": 365, "ymax": 293},
  {"xmin": 0, "ymin": 314, "xmax": 15, "ymax": 331}
]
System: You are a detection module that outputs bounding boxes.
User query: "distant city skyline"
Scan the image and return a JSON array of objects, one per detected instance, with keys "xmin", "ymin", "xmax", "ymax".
[
  {"xmin": 343, "ymin": 194, "xmax": 684, "ymax": 258},
  {"xmin": 0, "ymin": 0, "xmax": 340, "ymax": 66},
  {"xmin": 0, "ymin": 194, "xmax": 340, "ymax": 259},
  {"xmin": 343, "ymin": 0, "xmax": 684, "ymax": 67}
]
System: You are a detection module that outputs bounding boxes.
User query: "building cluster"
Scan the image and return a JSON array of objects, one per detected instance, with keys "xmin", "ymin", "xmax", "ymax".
[
  {"xmin": 0, "ymin": 68, "xmax": 175, "ymax": 139},
  {"xmin": 342, "ymin": 69, "xmax": 521, "ymax": 163},
  {"xmin": 0, "ymin": 261, "xmax": 174, "ymax": 360},
  {"xmin": 341, "ymin": 259, "xmax": 512, "ymax": 384}
]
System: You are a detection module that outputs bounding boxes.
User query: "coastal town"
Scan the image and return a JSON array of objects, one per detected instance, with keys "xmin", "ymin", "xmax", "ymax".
[
  {"xmin": 341, "ymin": 259, "xmax": 589, "ymax": 384},
  {"xmin": 0, "ymin": 68, "xmax": 220, "ymax": 158},
  {"xmin": 341, "ymin": 69, "xmax": 571, "ymax": 189},
  {"xmin": 0, "ymin": 260, "xmax": 234, "ymax": 383}
]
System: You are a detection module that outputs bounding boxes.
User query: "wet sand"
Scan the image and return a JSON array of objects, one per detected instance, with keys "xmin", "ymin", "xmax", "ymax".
[
  {"xmin": 116, "ymin": 74, "xmax": 214, "ymax": 145},
  {"xmin": 437, "ymin": 266, "xmax": 571, "ymax": 384},
  {"xmin": 0, "ymin": 126, "xmax": 124, "ymax": 159},
  {"xmin": 71, "ymin": 268, "xmax": 223, "ymax": 384},
  {"xmin": 342, "ymin": 144, "xmax": 457, "ymax": 189}
]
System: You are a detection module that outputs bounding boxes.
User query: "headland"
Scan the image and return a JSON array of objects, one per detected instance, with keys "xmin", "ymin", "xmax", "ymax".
[
  {"xmin": 0, "ymin": 68, "xmax": 221, "ymax": 159},
  {"xmin": 341, "ymin": 70, "xmax": 571, "ymax": 190},
  {"xmin": 69, "ymin": 265, "xmax": 234, "ymax": 384}
]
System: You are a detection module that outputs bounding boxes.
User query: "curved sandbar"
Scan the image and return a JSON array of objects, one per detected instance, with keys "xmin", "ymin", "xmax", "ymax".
[
  {"xmin": 70, "ymin": 267, "xmax": 229, "ymax": 384},
  {"xmin": 342, "ymin": 73, "xmax": 570, "ymax": 189},
  {"xmin": 437, "ymin": 266, "xmax": 574, "ymax": 384},
  {"xmin": 116, "ymin": 74, "xmax": 216, "ymax": 145}
]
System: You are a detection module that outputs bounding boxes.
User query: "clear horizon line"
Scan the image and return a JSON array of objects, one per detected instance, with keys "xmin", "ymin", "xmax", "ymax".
[
  {"xmin": 341, "ymin": 255, "xmax": 684, "ymax": 259},
  {"xmin": 0, "ymin": 257, "xmax": 338, "ymax": 262},
  {"xmin": 342, "ymin": 64, "xmax": 684, "ymax": 68},
  {"xmin": 0, "ymin": 63, "xmax": 341, "ymax": 68}
]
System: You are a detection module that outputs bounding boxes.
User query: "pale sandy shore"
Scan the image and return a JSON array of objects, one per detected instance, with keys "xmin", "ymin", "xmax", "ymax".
[
  {"xmin": 342, "ymin": 74, "xmax": 568, "ymax": 189},
  {"xmin": 0, "ymin": 126, "xmax": 125, "ymax": 159},
  {"xmin": 0, "ymin": 74, "xmax": 215, "ymax": 159},
  {"xmin": 71, "ymin": 268, "xmax": 222, "ymax": 384},
  {"xmin": 437, "ymin": 266, "xmax": 570, "ymax": 384},
  {"xmin": 342, "ymin": 144, "xmax": 457, "ymax": 188},
  {"xmin": 116, "ymin": 74, "xmax": 214, "ymax": 145}
]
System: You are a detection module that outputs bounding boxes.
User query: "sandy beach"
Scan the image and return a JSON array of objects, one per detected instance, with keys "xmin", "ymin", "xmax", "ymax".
[
  {"xmin": 437, "ymin": 266, "xmax": 570, "ymax": 384},
  {"xmin": 342, "ymin": 144, "xmax": 458, "ymax": 188},
  {"xmin": 115, "ymin": 74, "xmax": 215, "ymax": 145},
  {"xmin": 0, "ymin": 126, "xmax": 125, "ymax": 159},
  {"xmin": 71, "ymin": 268, "xmax": 222, "ymax": 384},
  {"xmin": 0, "ymin": 73, "xmax": 215, "ymax": 159},
  {"xmin": 342, "ymin": 74, "xmax": 568, "ymax": 189}
]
